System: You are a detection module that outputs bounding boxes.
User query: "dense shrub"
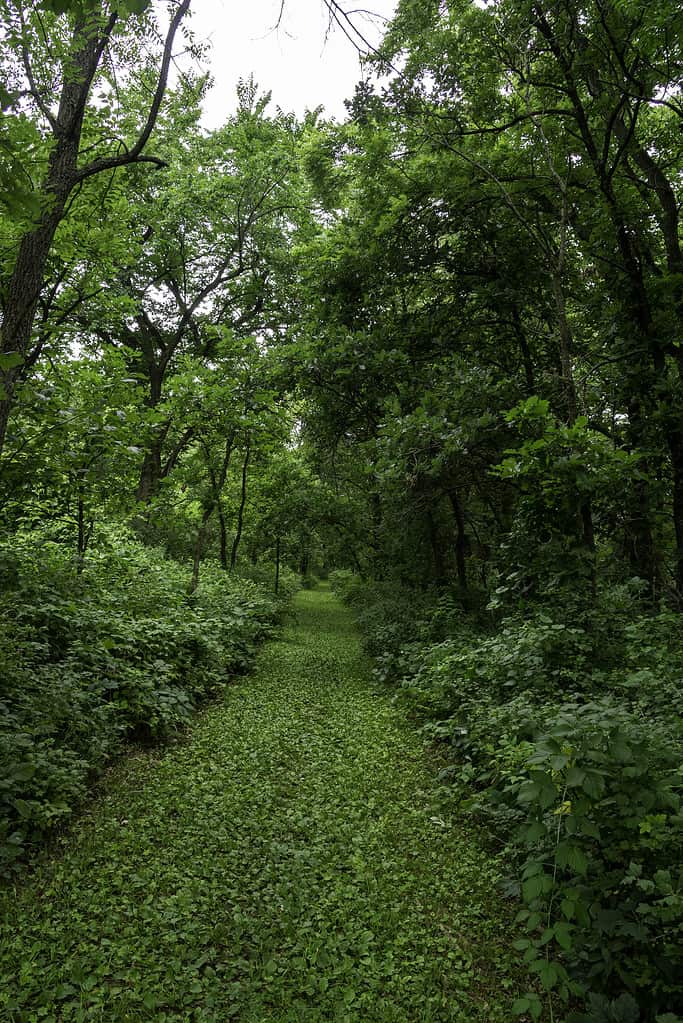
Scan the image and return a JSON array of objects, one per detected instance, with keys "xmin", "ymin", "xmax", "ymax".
[
  {"xmin": 234, "ymin": 560, "xmax": 302, "ymax": 599},
  {"xmin": 329, "ymin": 570, "xmax": 471, "ymax": 685},
  {"xmin": 511, "ymin": 701, "xmax": 683, "ymax": 1021},
  {"xmin": 334, "ymin": 577, "xmax": 683, "ymax": 1022},
  {"xmin": 0, "ymin": 530, "xmax": 283, "ymax": 874}
]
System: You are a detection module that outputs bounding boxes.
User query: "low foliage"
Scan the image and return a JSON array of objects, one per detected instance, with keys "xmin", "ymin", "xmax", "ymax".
[
  {"xmin": 332, "ymin": 575, "xmax": 683, "ymax": 1021},
  {"xmin": 0, "ymin": 588, "xmax": 524, "ymax": 1022},
  {"xmin": 0, "ymin": 529, "xmax": 281, "ymax": 874}
]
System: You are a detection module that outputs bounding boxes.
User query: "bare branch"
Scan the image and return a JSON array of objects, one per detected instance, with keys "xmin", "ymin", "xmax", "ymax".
[{"xmin": 73, "ymin": 0, "xmax": 191, "ymax": 184}]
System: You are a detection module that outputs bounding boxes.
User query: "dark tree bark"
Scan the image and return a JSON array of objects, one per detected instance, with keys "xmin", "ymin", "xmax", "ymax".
[
  {"xmin": 136, "ymin": 439, "xmax": 164, "ymax": 504},
  {"xmin": 76, "ymin": 487, "xmax": 93, "ymax": 574},
  {"xmin": 512, "ymin": 306, "xmax": 535, "ymax": 397},
  {"xmin": 230, "ymin": 436, "xmax": 251, "ymax": 571},
  {"xmin": 218, "ymin": 503, "xmax": 229, "ymax": 570},
  {"xmin": 370, "ymin": 490, "xmax": 383, "ymax": 579},
  {"xmin": 189, "ymin": 506, "xmax": 215, "ymax": 596},
  {"xmin": 549, "ymin": 256, "xmax": 597, "ymax": 586},
  {"xmin": 275, "ymin": 537, "xmax": 281, "ymax": 594},
  {"xmin": 447, "ymin": 488, "xmax": 468, "ymax": 591},
  {"xmin": 214, "ymin": 432, "xmax": 236, "ymax": 571},
  {"xmin": 425, "ymin": 508, "xmax": 447, "ymax": 586}
]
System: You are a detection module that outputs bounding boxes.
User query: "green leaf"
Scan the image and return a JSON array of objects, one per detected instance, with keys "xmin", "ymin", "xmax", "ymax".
[
  {"xmin": 41, "ymin": 0, "xmax": 73, "ymax": 12},
  {"xmin": 11, "ymin": 798, "xmax": 34, "ymax": 818},
  {"xmin": 121, "ymin": 0, "xmax": 151, "ymax": 12},
  {"xmin": 556, "ymin": 843, "xmax": 588, "ymax": 875},
  {"xmin": 579, "ymin": 819, "xmax": 600, "ymax": 840},
  {"xmin": 530, "ymin": 958, "xmax": 560, "ymax": 990},
  {"xmin": 54, "ymin": 983, "xmax": 77, "ymax": 1000},
  {"xmin": 608, "ymin": 993, "xmax": 641, "ymax": 1023},
  {"xmin": 560, "ymin": 898, "xmax": 575, "ymax": 920},
  {"xmin": 553, "ymin": 922, "xmax": 573, "ymax": 950},
  {"xmin": 581, "ymin": 770, "xmax": 605, "ymax": 799},
  {"xmin": 0, "ymin": 352, "xmax": 24, "ymax": 371},
  {"xmin": 565, "ymin": 766, "xmax": 586, "ymax": 787},
  {"xmin": 523, "ymin": 820, "xmax": 547, "ymax": 843},
  {"xmin": 518, "ymin": 781, "xmax": 542, "ymax": 803},
  {"xmin": 522, "ymin": 873, "xmax": 553, "ymax": 902},
  {"xmin": 550, "ymin": 753, "xmax": 570, "ymax": 771},
  {"xmin": 512, "ymin": 998, "xmax": 531, "ymax": 1015}
]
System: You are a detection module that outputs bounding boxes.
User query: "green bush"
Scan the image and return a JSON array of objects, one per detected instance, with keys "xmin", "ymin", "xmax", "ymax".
[
  {"xmin": 512, "ymin": 700, "xmax": 683, "ymax": 1020},
  {"xmin": 338, "ymin": 578, "xmax": 683, "ymax": 1021},
  {"xmin": 328, "ymin": 568, "xmax": 364, "ymax": 601},
  {"xmin": 0, "ymin": 532, "xmax": 282, "ymax": 874},
  {"xmin": 331, "ymin": 574, "xmax": 471, "ymax": 687},
  {"xmin": 236, "ymin": 561, "xmax": 302, "ymax": 599}
]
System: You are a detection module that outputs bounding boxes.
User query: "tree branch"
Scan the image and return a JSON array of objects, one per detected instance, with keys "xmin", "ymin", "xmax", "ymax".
[{"xmin": 73, "ymin": 0, "xmax": 191, "ymax": 184}]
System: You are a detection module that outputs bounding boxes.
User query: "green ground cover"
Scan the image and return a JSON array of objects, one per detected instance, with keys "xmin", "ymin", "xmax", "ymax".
[{"xmin": 0, "ymin": 587, "xmax": 522, "ymax": 1023}]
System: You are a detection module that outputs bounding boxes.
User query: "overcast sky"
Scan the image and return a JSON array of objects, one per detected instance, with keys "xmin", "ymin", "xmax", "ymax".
[{"xmin": 185, "ymin": 0, "xmax": 397, "ymax": 126}]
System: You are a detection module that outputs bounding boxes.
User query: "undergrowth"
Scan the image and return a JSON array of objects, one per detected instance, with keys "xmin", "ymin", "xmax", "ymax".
[
  {"xmin": 0, "ymin": 528, "xmax": 288, "ymax": 874},
  {"xmin": 0, "ymin": 588, "xmax": 522, "ymax": 1022},
  {"xmin": 329, "ymin": 570, "xmax": 683, "ymax": 1023}
]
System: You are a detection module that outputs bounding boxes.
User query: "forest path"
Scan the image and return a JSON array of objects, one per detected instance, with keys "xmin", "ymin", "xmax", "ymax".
[{"xmin": 0, "ymin": 587, "xmax": 521, "ymax": 1023}]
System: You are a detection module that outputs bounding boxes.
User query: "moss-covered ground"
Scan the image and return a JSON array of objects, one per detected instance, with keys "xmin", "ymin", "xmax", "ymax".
[{"xmin": 0, "ymin": 587, "xmax": 523, "ymax": 1022}]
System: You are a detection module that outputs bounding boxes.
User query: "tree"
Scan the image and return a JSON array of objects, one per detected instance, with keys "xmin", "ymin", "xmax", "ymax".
[
  {"xmin": 374, "ymin": 0, "xmax": 683, "ymax": 595},
  {"xmin": 0, "ymin": 0, "xmax": 190, "ymax": 454},
  {"xmin": 70, "ymin": 88, "xmax": 307, "ymax": 504}
]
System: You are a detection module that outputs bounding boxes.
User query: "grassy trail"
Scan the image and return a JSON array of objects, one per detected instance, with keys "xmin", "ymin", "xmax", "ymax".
[{"xmin": 1, "ymin": 587, "xmax": 521, "ymax": 1023}]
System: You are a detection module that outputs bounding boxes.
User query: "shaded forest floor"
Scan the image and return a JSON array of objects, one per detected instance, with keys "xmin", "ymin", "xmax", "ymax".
[{"xmin": 0, "ymin": 587, "xmax": 524, "ymax": 1022}]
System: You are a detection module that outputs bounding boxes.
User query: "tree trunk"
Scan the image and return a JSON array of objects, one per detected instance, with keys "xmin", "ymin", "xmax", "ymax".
[
  {"xmin": 370, "ymin": 490, "xmax": 383, "ymax": 579},
  {"xmin": 665, "ymin": 373, "xmax": 683, "ymax": 601},
  {"xmin": 136, "ymin": 437, "xmax": 164, "ymax": 503},
  {"xmin": 189, "ymin": 525, "xmax": 205, "ymax": 595},
  {"xmin": 512, "ymin": 306, "xmax": 535, "ymax": 396},
  {"xmin": 426, "ymin": 509, "xmax": 447, "ymax": 586},
  {"xmin": 189, "ymin": 504, "xmax": 215, "ymax": 595},
  {"xmin": 533, "ymin": 8, "xmax": 658, "ymax": 590},
  {"xmin": 550, "ymin": 273, "xmax": 578, "ymax": 424},
  {"xmin": 275, "ymin": 537, "xmax": 281, "ymax": 594},
  {"xmin": 447, "ymin": 489, "xmax": 468, "ymax": 591},
  {"xmin": 0, "ymin": 206, "xmax": 68, "ymax": 450},
  {"xmin": 218, "ymin": 502, "xmax": 229, "ymax": 570},
  {"xmin": 230, "ymin": 437, "xmax": 251, "ymax": 571},
  {"xmin": 550, "ymin": 271, "xmax": 596, "ymax": 586},
  {"xmin": 76, "ymin": 488, "xmax": 92, "ymax": 574},
  {"xmin": 135, "ymin": 364, "xmax": 168, "ymax": 502}
]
